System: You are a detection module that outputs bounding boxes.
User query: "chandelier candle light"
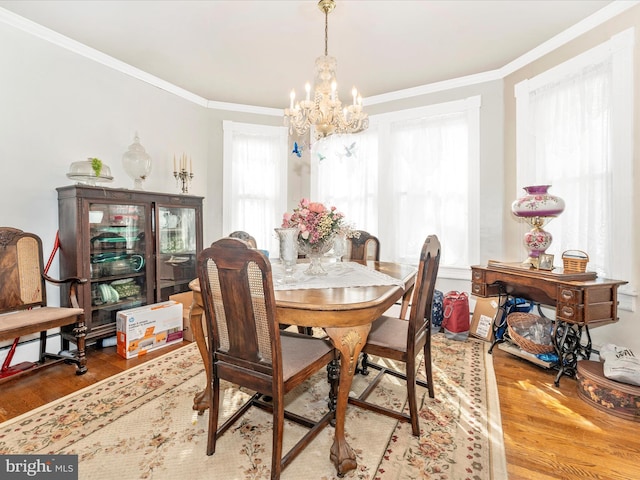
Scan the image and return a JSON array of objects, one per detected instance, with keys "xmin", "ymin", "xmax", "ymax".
[
  {"xmin": 173, "ymin": 154, "xmax": 193, "ymax": 194},
  {"xmin": 284, "ymin": 0, "xmax": 368, "ymax": 139},
  {"xmin": 511, "ymin": 185, "xmax": 565, "ymax": 267}
]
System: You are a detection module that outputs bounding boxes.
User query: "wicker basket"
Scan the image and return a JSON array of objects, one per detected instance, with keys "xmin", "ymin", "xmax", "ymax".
[
  {"xmin": 562, "ymin": 250, "xmax": 588, "ymax": 273},
  {"xmin": 507, "ymin": 312, "xmax": 555, "ymax": 354}
]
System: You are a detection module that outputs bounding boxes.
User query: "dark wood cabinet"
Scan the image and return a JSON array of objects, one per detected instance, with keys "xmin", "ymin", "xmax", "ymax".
[{"xmin": 57, "ymin": 185, "xmax": 203, "ymax": 345}]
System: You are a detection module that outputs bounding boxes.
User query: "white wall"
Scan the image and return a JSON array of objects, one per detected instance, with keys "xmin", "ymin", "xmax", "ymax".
[{"xmin": 0, "ymin": 22, "xmax": 213, "ymax": 363}]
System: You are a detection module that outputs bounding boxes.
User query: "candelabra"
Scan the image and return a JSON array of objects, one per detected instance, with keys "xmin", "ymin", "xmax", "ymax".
[{"xmin": 173, "ymin": 154, "xmax": 193, "ymax": 194}]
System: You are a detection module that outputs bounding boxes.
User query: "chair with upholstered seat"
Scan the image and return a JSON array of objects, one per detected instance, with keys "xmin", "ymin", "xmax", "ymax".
[
  {"xmin": 227, "ymin": 230, "xmax": 257, "ymax": 248},
  {"xmin": 0, "ymin": 227, "xmax": 87, "ymax": 378},
  {"xmin": 197, "ymin": 238, "xmax": 337, "ymax": 479},
  {"xmin": 349, "ymin": 235, "xmax": 440, "ymax": 436},
  {"xmin": 347, "ymin": 230, "xmax": 380, "ymax": 261}
]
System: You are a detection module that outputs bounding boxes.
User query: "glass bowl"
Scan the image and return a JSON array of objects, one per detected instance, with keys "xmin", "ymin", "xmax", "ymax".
[{"xmin": 67, "ymin": 158, "xmax": 113, "ymax": 186}]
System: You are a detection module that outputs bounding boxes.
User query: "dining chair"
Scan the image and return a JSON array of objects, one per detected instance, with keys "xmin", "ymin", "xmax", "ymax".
[
  {"xmin": 0, "ymin": 227, "xmax": 87, "ymax": 377},
  {"xmin": 197, "ymin": 237, "xmax": 337, "ymax": 479},
  {"xmin": 227, "ymin": 230, "xmax": 257, "ymax": 248},
  {"xmin": 347, "ymin": 230, "xmax": 380, "ymax": 261},
  {"xmin": 227, "ymin": 231, "xmax": 312, "ymax": 336},
  {"xmin": 349, "ymin": 234, "xmax": 441, "ymax": 436}
]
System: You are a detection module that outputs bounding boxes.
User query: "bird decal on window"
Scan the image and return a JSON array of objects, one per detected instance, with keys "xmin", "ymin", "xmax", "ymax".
[
  {"xmin": 337, "ymin": 142, "xmax": 357, "ymax": 159},
  {"xmin": 292, "ymin": 141, "xmax": 303, "ymax": 158}
]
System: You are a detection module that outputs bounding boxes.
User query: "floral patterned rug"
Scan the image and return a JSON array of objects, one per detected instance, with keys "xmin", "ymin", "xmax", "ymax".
[{"xmin": 0, "ymin": 333, "xmax": 506, "ymax": 480}]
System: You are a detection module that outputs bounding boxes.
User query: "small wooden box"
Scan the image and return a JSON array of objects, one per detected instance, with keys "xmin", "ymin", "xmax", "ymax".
[{"xmin": 576, "ymin": 360, "xmax": 640, "ymax": 422}]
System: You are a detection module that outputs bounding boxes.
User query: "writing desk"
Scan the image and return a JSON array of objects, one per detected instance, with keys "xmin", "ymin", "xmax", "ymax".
[
  {"xmin": 471, "ymin": 261, "xmax": 627, "ymax": 385},
  {"xmin": 189, "ymin": 260, "xmax": 417, "ymax": 476}
]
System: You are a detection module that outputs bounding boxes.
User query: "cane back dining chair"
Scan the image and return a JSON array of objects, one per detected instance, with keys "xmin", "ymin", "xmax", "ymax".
[
  {"xmin": 349, "ymin": 234, "xmax": 441, "ymax": 436},
  {"xmin": 347, "ymin": 230, "xmax": 380, "ymax": 261},
  {"xmin": 197, "ymin": 238, "xmax": 337, "ymax": 479},
  {"xmin": 0, "ymin": 227, "xmax": 87, "ymax": 377}
]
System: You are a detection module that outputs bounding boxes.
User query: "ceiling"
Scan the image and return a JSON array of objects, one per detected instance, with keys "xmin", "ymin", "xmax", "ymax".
[{"xmin": 0, "ymin": 0, "xmax": 620, "ymax": 109}]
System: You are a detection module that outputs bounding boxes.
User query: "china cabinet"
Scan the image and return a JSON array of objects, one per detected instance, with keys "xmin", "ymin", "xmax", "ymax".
[{"xmin": 57, "ymin": 185, "xmax": 203, "ymax": 345}]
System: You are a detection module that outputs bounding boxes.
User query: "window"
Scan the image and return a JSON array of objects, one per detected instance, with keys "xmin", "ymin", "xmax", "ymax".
[
  {"xmin": 310, "ymin": 128, "xmax": 379, "ymax": 232},
  {"xmin": 311, "ymin": 97, "xmax": 481, "ymax": 278},
  {"xmin": 515, "ymin": 29, "xmax": 634, "ymax": 303},
  {"xmin": 222, "ymin": 121, "xmax": 288, "ymax": 253}
]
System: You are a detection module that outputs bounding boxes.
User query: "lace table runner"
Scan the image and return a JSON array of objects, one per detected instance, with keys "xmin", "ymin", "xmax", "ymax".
[{"xmin": 271, "ymin": 261, "xmax": 407, "ymax": 290}]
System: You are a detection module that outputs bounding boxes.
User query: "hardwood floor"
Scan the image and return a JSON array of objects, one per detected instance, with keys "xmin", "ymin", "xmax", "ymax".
[
  {"xmin": 1, "ymin": 340, "xmax": 639, "ymax": 479},
  {"xmin": 492, "ymin": 346, "xmax": 640, "ymax": 480}
]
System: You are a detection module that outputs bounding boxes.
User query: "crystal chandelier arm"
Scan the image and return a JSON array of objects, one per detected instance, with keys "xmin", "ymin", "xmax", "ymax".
[{"xmin": 284, "ymin": 0, "xmax": 368, "ymax": 140}]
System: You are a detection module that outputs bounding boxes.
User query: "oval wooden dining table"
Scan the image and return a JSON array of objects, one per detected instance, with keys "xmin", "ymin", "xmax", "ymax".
[{"xmin": 188, "ymin": 260, "xmax": 417, "ymax": 477}]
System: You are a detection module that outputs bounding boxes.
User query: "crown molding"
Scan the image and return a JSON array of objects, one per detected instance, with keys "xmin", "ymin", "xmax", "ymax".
[
  {"xmin": 499, "ymin": 0, "xmax": 640, "ymax": 77},
  {"xmin": 2, "ymin": 1, "xmax": 638, "ymax": 115}
]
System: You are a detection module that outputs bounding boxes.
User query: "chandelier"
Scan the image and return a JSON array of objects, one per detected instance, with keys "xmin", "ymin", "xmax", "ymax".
[{"xmin": 284, "ymin": 0, "xmax": 368, "ymax": 140}]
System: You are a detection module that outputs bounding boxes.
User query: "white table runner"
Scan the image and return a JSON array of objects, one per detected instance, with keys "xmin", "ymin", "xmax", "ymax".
[{"xmin": 271, "ymin": 261, "xmax": 407, "ymax": 290}]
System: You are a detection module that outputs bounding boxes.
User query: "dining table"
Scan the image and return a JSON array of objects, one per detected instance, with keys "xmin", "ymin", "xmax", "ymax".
[{"xmin": 188, "ymin": 259, "xmax": 417, "ymax": 477}]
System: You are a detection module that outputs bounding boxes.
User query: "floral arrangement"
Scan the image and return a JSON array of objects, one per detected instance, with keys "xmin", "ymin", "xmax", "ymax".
[{"xmin": 281, "ymin": 198, "xmax": 356, "ymax": 248}]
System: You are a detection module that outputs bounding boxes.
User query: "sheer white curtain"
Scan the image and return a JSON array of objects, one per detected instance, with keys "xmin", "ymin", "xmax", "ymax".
[
  {"xmin": 528, "ymin": 63, "xmax": 612, "ymax": 273},
  {"xmin": 311, "ymin": 129, "xmax": 378, "ymax": 232},
  {"xmin": 222, "ymin": 121, "xmax": 288, "ymax": 254},
  {"xmin": 309, "ymin": 97, "xmax": 480, "ymax": 274},
  {"xmin": 386, "ymin": 111, "xmax": 471, "ymax": 267},
  {"xmin": 515, "ymin": 29, "xmax": 633, "ymax": 286}
]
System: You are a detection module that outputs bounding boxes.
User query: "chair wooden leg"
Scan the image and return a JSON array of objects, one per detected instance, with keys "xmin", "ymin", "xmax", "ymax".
[
  {"xmin": 424, "ymin": 330, "xmax": 434, "ymax": 398},
  {"xmin": 207, "ymin": 376, "xmax": 220, "ymax": 455},
  {"xmin": 271, "ymin": 398, "xmax": 285, "ymax": 480},
  {"xmin": 406, "ymin": 361, "xmax": 420, "ymax": 436}
]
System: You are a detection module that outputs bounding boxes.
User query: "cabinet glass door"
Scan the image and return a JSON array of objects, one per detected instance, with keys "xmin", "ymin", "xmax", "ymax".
[
  {"xmin": 89, "ymin": 203, "xmax": 148, "ymax": 327},
  {"xmin": 157, "ymin": 206, "xmax": 197, "ymax": 300}
]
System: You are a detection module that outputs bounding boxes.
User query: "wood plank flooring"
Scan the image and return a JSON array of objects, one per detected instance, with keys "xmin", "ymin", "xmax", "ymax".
[{"xmin": 1, "ymin": 340, "xmax": 639, "ymax": 479}]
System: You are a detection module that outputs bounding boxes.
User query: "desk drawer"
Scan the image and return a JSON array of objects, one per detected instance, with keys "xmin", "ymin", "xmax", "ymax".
[
  {"xmin": 471, "ymin": 282, "xmax": 500, "ymax": 297},
  {"xmin": 558, "ymin": 286, "xmax": 583, "ymax": 305},
  {"xmin": 472, "ymin": 269, "xmax": 486, "ymax": 283},
  {"xmin": 557, "ymin": 302, "xmax": 585, "ymax": 323}
]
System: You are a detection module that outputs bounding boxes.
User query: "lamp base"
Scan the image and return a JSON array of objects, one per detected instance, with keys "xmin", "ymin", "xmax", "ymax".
[{"xmin": 522, "ymin": 226, "xmax": 552, "ymax": 267}]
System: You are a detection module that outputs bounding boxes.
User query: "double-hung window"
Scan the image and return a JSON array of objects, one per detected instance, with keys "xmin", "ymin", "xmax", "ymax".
[
  {"xmin": 222, "ymin": 121, "xmax": 288, "ymax": 253},
  {"xmin": 312, "ymin": 97, "xmax": 480, "ymax": 278},
  {"xmin": 515, "ymin": 29, "xmax": 634, "ymax": 306}
]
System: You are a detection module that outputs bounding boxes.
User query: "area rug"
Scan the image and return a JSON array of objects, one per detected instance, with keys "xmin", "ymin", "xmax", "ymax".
[{"xmin": 0, "ymin": 333, "xmax": 507, "ymax": 480}]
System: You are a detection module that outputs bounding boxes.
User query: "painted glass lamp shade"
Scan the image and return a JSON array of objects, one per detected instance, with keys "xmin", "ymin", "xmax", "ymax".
[{"xmin": 511, "ymin": 185, "xmax": 565, "ymax": 266}]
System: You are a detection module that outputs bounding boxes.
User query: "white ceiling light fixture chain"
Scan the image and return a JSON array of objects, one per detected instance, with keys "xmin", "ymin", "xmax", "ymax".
[{"xmin": 284, "ymin": 0, "xmax": 368, "ymax": 140}]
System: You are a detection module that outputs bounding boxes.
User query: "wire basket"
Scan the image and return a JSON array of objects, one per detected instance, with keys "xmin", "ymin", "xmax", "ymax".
[
  {"xmin": 507, "ymin": 312, "xmax": 555, "ymax": 354},
  {"xmin": 562, "ymin": 250, "xmax": 588, "ymax": 273}
]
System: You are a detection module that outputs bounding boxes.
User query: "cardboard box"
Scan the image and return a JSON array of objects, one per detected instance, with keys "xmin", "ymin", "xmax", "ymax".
[
  {"xmin": 169, "ymin": 292, "xmax": 196, "ymax": 342},
  {"xmin": 470, "ymin": 297, "xmax": 500, "ymax": 342},
  {"xmin": 116, "ymin": 301, "xmax": 183, "ymax": 358}
]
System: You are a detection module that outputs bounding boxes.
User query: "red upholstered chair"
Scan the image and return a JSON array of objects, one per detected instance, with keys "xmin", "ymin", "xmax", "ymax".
[
  {"xmin": 197, "ymin": 238, "xmax": 337, "ymax": 479},
  {"xmin": 349, "ymin": 235, "xmax": 441, "ymax": 436}
]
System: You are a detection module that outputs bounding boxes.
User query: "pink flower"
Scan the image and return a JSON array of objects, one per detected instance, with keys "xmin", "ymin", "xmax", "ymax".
[
  {"xmin": 300, "ymin": 198, "xmax": 310, "ymax": 208},
  {"xmin": 308, "ymin": 202, "xmax": 325, "ymax": 213}
]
